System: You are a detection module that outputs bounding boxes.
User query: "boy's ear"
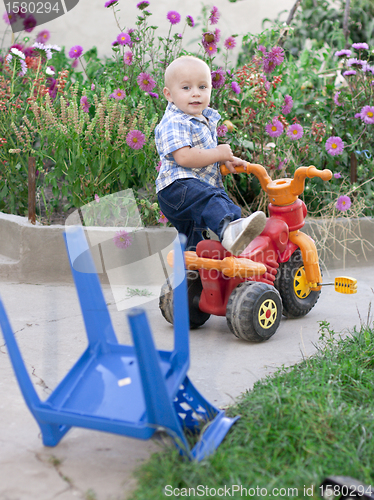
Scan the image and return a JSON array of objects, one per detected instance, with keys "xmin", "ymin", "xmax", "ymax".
[{"xmin": 163, "ymin": 86, "xmax": 172, "ymax": 102}]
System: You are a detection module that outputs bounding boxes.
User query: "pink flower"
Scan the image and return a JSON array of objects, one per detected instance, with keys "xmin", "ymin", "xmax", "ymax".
[
  {"xmin": 94, "ymin": 194, "xmax": 100, "ymax": 202},
  {"xmin": 23, "ymin": 15, "xmax": 37, "ymax": 32},
  {"xmin": 80, "ymin": 95, "xmax": 90, "ymax": 112},
  {"xmin": 158, "ymin": 212, "xmax": 168, "ymax": 226},
  {"xmin": 231, "ymin": 81, "xmax": 241, "ymax": 94},
  {"xmin": 137, "ymin": 72, "xmax": 156, "ymax": 92},
  {"xmin": 343, "ymin": 70, "xmax": 356, "ymax": 76},
  {"xmin": 186, "ymin": 15, "xmax": 195, "ymax": 27},
  {"xmin": 334, "ymin": 172, "xmax": 342, "ymax": 179},
  {"xmin": 209, "ymin": 6, "xmax": 220, "ymax": 25},
  {"xmin": 351, "ymin": 42, "xmax": 369, "ymax": 51},
  {"xmin": 105, "ymin": 0, "xmax": 118, "ymax": 7},
  {"xmin": 72, "ymin": 59, "xmax": 79, "ymax": 68},
  {"xmin": 69, "ymin": 45, "xmax": 83, "ymax": 59},
  {"xmin": 265, "ymin": 118, "xmax": 283, "ymax": 138},
  {"xmin": 325, "ymin": 136, "xmax": 344, "ymax": 156},
  {"xmin": 333, "ymin": 91, "xmax": 343, "ymax": 106},
  {"xmin": 336, "ymin": 195, "xmax": 351, "ymax": 211},
  {"xmin": 3, "ymin": 11, "xmax": 17, "ymax": 25},
  {"xmin": 287, "ymin": 123, "xmax": 303, "ymax": 140},
  {"xmin": 360, "ymin": 105, "xmax": 374, "ymax": 124},
  {"xmin": 91, "ymin": 83, "xmax": 95, "ymax": 90},
  {"xmin": 110, "ymin": 88, "xmax": 126, "ymax": 100},
  {"xmin": 211, "ymin": 68, "xmax": 225, "ymax": 88},
  {"xmin": 126, "ymin": 130, "xmax": 146, "ymax": 150},
  {"xmin": 113, "ymin": 230, "xmax": 133, "ymax": 249},
  {"xmin": 167, "ymin": 11, "xmax": 181, "ymax": 25},
  {"xmin": 136, "ymin": 0, "xmax": 149, "ymax": 9},
  {"xmin": 156, "ymin": 161, "xmax": 162, "ymax": 172},
  {"xmin": 268, "ymin": 46, "xmax": 284, "ymax": 65},
  {"xmin": 36, "ymin": 30, "xmax": 50, "ymax": 43},
  {"xmin": 281, "ymin": 95, "xmax": 293, "ymax": 115},
  {"xmin": 124, "ymin": 51, "xmax": 133, "ymax": 65},
  {"xmin": 204, "ymin": 43, "xmax": 217, "ymax": 56},
  {"xmin": 224, "ymin": 37, "xmax": 236, "ymax": 50},
  {"xmin": 117, "ymin": 33, "xmax": 131, "ymax": 46},
  {"xmin": 335, "ymin": 49, "xmax": 351, "ymax": 57},
  {"xmin": 217, "ymin": 125, "xmax": 228, "ymax": 137}
]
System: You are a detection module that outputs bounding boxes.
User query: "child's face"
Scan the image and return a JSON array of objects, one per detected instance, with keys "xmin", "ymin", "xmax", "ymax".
[{"xmin": 163, "ymin": 60, "xmax": 212, "ymax": 117}]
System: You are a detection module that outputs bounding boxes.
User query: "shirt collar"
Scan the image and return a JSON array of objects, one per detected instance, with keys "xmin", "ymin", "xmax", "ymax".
[{"xmin": 166, "ymin": 102, "xmax": 220, "ymax": 122}]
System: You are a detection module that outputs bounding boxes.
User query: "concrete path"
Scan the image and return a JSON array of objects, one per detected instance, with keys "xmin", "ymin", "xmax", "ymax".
[{"xmin": 0, "ymin": 263, "xmax": 373, "ymax": 500}]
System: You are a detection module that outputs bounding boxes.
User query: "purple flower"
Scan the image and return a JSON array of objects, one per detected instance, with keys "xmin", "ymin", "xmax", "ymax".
[
  {"xmin": 3, "ymin": 11, "xmax": 17, "ymax": 25},
  {"xmin": 217, "ymin": 125, "xmax": 228, "ymax": 137},
  {"xmin": 69, "ymin": 45, "xmax": 83, "ymax": 59},
  {"xmin": 123, "ymin": 51, "xmax": 133, "ymax": 65},
  {"xmin": 117, "ymin": 33, "xmax": 131, "ymax": 46},
  {"xmin": 262, "ymin": 56, "xmax": 276, "ymax": 74},
  {"xmin": 334, "ymin": 172, "xmax": 342, "ymax": 179},
  {"xmin": 347, "ymin": 58, "xmax": 365, "ymax": 68},
  {"xmin": 333, "ymin": 91, "xmax": 343, "ymax": 106},
  {"xmin": 156, "ymin": 161, "xmax": 161, "ymax": 172},
  {"xmin": 204, "ymin": 43, "xmax": 217, "ymax": 56},
  {"xmin": 335, "ymin": 49, "xmax": 351, "ymax": 57},
  {"xmin": 95, "ymin": 194, "xmax": 100, "ymax": 202},
  {"xmin": 268, "ymin": 46, "xmax": 284, "ymax": 66},
  {"xmin": 336, "ymin": 195, "xmax": 351, "ymax": 211},
  {"xmin": 105, "ymin": 0, "xmax": 118, "ymax": 7},
  {"xmin": 18, "ymin": 59, "xmax": 27, "ymax": 77},
  {"xmin": 325, "ymin": 136, "xmax": 344, "ymax": 156},
  {"xmin": 148, "ymin": 92, "xmax": 159, "ymax": 98},
  {"xmin": 224, "ymin": 36, "xmax": 236, "ymax": 50},
  {"xmin": 360, "ymin": 105, "xmax": 374, "ymax": 124},
  {"xmin": 109, "ymin": 88, "xmax": 126, "ymax": 100},
  {"xmin": 23, "ymin": 15, "xmax": 37, "ymax": 32},
  {"xmin": 72, "ymin": 59, "xmax": 79, "ymax": 68},
  {"xmin": 287, "ymin": 123, "xmax": 303, "ymax": 140},
  {"xmin": 91, "ymin": 83, "xmax": 95, "ymax": 91},
  {"xmin": 158, "ymin": 212, "xmax": 168, "ymax": 226},
  {"xmin": 265, "ymin": 118, "xmax": 284, "ymax": 138},
  {"xmin": 167, "ymin": 11, "xmax": 181, "ymax": 25},
  {"xmin": 80, "ymin": 96, "xmax": 90, "ymax": 112},
  {"xmin": 258, "ymin": 45, "xmax": 267, "ymax": 54},
  {"xmin": 36, "ymin": 30, "xmax": 50, "ymax": 43},
  {"xmin": 136, "ymin": 0, "xmax": 149, "ymax": 9},
  {"xmin": 126, "ymin": 130, "xmax": 146, "ymax": 150},
  {"xmin": 351, "ymin": 42, "xmax": 369, "ymax": 51},
  {"xmin": 209, "ymin": 6, "xmax": 220, "ymax": 25},
  {"xmin": 186, "ymin": 15, "xmax": 195, "ymax": 27},
  {"xmin": 281, "ymin": 94, "xmax": 293, "ymax": 115},
  {"xmin": 137, "ymin": 72, "xmax": 156, "ymax": 92},
  {"xmin": 211, "ymin": 68, "xmax": 225, "ymax": 89},
  {"xmin": 231, "ymin": 81, "xmax": 241, "ymax": 94},
  {"xmin": 343, "ymin": 69, "xmax": 356, "ymax": 76},
  {"xmin": 113, "ymin": 230, "xmax": 133, "ymax": 249}
]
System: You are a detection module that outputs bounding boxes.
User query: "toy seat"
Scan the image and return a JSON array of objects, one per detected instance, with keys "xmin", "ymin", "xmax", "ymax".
[{"xmin": 0, "ymin": 225, "xmax": 239, "ymax": 461}]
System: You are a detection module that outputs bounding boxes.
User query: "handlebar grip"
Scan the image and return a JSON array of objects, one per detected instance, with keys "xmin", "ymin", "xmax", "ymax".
[
  {"xmin": 220, "ymin": 164, "xmax": 247, "ymax": 176},
  {"xmin": 306, "ymin": 166, "xmax": 332, "ymax": 181}
]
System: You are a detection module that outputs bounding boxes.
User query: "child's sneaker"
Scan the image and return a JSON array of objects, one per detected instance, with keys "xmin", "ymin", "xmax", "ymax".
[{"xmin": 221, "ymin": 211, "xmax": 266, "ymax": 256}]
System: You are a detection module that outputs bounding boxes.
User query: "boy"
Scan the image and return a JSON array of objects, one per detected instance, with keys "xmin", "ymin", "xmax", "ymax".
[{"xmin": 155, "ymin": 55, "xmax": 266, "ymax": 255}]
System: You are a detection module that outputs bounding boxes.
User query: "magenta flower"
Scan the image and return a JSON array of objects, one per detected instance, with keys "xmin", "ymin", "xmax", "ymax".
[
  {"xmin": 334, "ymin": 172, "xmax": 342, "ymax": 179},
  {"xmin": 268, "ymin": 46, "xmax": 284, "ymax": 66},
  {"xmin": 126, "ymin": 130, "xmax": 146, "ymax": 150},
  {"xmin": 211, "ymin": 68, "xmax": 225, "ymax": 88},
  {"xmin": 336, "ymin": 195, "xmax": 351, "ymax": 211},
  {"xmin": 137, "ymin": 72, "xmax": 156, "ymax": 92},
  {"xmin": 80, "ymin": 95, "xmax": 90, "ymax": 112},
  {"xmin": 113, "ymin": 230, "xmax": 133, "ymax": 249},
  {"xmin": 343, "ymin": 69, "xmax": 356, "ymax": 76},
  {"xmin": 347, "ymin": 58, "xmax": 365, "ymax": 68},
  {"xmin": 325, "ymin": 136, "xmax": 344, "ymax": 156},
  {"xmin": 352, "ymin": 42, "xmax": 369, "ymax": 51},
  {"xmin": 36, "ymin": 30, "xmax": 50, "ymax": 43},
  {"xmin": 148, "ymin": 92, "xmax": 159, "ymax": 98},
  {"xmin": 333, "ymin": 91, "xmax": 343, "ymax": 106},
  {"xmin": 158, "ymin": 212, "xmax": 168, "ymax": 226},
  {"xmin": 265, "ymin": 118, "xmax": 284, "ymax": 138},
  {"xmin": 231, "ymin": 81, "xmax": 241, "ymax": 94},
  {"xmin": 117, "ymin": 33, "xmax": 131, "ymax": 46},
  {"xmin": 204, "ymin": 43, "xmax": 217, "ymax": 56},
  {"xmin": 72, "ymin": 59, "xmax": 79, "ymax": 68},
  {"xmin": 124, "ymin": 51, "xmax": 133, "ymax": 65},
  {"xmin": 69, "ymin": 45, "xmax": 83, "ymax": 59},
  {"xmin": 224, "ymin": 36, "xmax": 236, "ymax": 50},
  {"xmin": 95, "ymin": 194, "xmax": 100, "ymax": 203},
  {"xmin": 262, "ymin": 57, "xmax": 276, "ymax": 74},
  {"xmin": 258, "ymin": 45, "xmax": 267, "ymax": 54},
  {"xmin": 167, "ymin": 11, "xmax": 181, "ymax": 25},
  {"xmin": 217, "ymin": 125, "xmax": 228, "ymax": 137},
  {"xmin": 360, "ymin": 105, "xmax": 374, "ymax": 124},
  {"xmin": 335, "ymin": 49, "xmax": 351, "ymax": 57},
  {"xmin": 23, "ymin": 15, "xmax": 37, "ymax": 32},
  {"xmin": 287, "ymin": 123, "xmax": 303, "ymax": 140},
  {"xmin": 281, "ymin": 95, "xmax": 293, "ymax": 115},
  {"xmin": 186, "ymin": 15, "xmax": 195, "ymax": 27},
  {"xmin": 156, "ymin": 161, "xmax": 162, "ymax": 172},
  {"xmin": 3, "ymin": 11, "xmax": 17, "ymax": 25},
  {"xmin": 110, "ymin": 88, "xmax": 126, "ymax": 100},
  {"xmin": 136, "ymin": 0, "xmax": 149, "ymax": 9},
  {"xmin": 104, "ymin": 0, "xmax": 118, "ymax": 7},
  {"xmin": 209, "ymin": 6, "xmax": 220, "ymax": 25}
]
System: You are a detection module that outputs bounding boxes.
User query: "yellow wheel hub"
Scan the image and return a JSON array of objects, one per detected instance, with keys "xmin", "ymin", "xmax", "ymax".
[
  {"xmin": 294, "ymin": 266, "xmax": 311, "ymax": 299},
  {"xmin": 258, "ymin": 299, "xmax": 278, "ymax": 329}
]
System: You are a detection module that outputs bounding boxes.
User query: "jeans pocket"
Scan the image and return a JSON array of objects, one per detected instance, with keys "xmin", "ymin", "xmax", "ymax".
[{"xmin": 158, "ymin": 180, "xmax": 188, "ymax": 210}]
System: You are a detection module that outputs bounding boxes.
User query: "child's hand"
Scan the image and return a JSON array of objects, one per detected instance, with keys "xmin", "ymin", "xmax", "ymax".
[
  {"xmin": 225, "ymin": 156, "xmax": 248, "ymax": 174},
  {"xmin": 216, "ymin": 144, "xmax": 234, "ymax": 163}
]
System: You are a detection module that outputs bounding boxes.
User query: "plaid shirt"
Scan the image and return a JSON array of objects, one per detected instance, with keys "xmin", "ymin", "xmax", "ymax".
[{"xmin": 155, "ymin": 102, "xmax": 224, "ymax": 193}]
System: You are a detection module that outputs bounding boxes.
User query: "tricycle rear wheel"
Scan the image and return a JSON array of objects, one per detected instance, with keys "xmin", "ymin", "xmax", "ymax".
[
  {"xmin": 274, "ymin": 249, "xmax": 321, "ymax": 318},
  {"xmin": 226, "ymin": 281, "xmax": 282, "ymax": 342},
  {"xmin": 159, "ymin": 271, "xmax": 211, "ymax": 329}
]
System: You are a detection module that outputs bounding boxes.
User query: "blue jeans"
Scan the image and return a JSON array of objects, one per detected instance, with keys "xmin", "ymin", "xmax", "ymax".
[{"xmin": 158, "ymin": 178, "xmax": 241, "ymax": 251}]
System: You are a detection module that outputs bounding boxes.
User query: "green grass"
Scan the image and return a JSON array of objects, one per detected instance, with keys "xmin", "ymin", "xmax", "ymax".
[{"xmin": 128, "ymin": 322, "xmax": 374, "ymax": 499}]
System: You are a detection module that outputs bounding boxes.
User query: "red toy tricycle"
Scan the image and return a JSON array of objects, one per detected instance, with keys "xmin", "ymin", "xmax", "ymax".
[{"xmin": 160, "ymin": 163, "xmax": 357, "ymax": 342}]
